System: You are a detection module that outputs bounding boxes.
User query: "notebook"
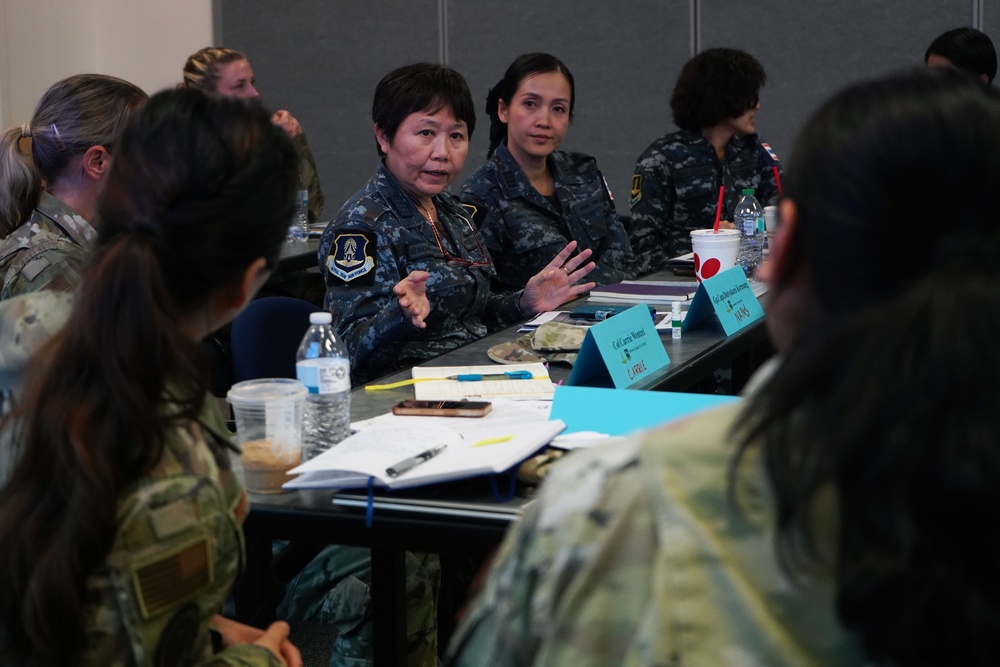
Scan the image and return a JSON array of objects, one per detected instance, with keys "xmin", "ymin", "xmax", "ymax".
[{"xmin": 284, "ymin": 419, "xmax": 565, "ymax": 490}]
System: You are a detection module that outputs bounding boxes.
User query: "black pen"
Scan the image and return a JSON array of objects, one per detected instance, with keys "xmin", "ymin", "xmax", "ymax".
[{"xmin": 385, "ymin": 445, "xmax": 447, "ymax": 478}]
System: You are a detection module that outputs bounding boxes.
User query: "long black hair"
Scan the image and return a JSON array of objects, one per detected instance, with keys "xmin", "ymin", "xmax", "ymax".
[
  {"xmin": 485, "ymin": 52, "xmax": 575, "ymax": 158},
  {"xmin": 736, "ymin": 68, "xmax": 1000, "ymax": 665},
  {"xmin": 0, "ymin": 88, "xmax": 298, "ymax": 664}
]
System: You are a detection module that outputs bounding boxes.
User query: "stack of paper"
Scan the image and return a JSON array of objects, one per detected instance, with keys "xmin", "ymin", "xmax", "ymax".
[
  {"xmin": 412, "ymin": 362, "xmax": 555, "ymax": 401},
  {"xmin": 589, "ymin": 280, "xmax": 700, "ymax": 303}
]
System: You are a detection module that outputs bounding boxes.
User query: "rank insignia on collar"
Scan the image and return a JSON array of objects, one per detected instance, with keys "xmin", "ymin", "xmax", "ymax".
[
  {"xmin": 629, "ymin": 174, "xmax": 642, "ymax": 207},
  {"xmin": 326, "ymin": 232, "xmax": 376, "ymax": 284}
]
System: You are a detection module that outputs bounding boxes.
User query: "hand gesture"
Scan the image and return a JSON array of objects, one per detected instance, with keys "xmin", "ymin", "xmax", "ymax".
[
  {"xmin": 519, "ymin": 241, "xmax": 596, "ymax": 315},
  {"xmin": 394, "ymin": 270, "xmax": 431, "ymax": 328},
  {"xmin": 210, "ymin": 615, "xmax": 302, "ymax": 667},
  {"xmin": 271, "ymin": 109, "xmax": 303, "ymax": 138}
]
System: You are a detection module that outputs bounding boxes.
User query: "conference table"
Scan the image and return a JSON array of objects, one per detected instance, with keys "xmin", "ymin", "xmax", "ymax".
[
  {"xmin": 233, "ymin": 274, "xmax": 772, "ymax": 665},
  {"xmin": 276, "ymin": 238, "xmax": 321, "ymax": 274}
]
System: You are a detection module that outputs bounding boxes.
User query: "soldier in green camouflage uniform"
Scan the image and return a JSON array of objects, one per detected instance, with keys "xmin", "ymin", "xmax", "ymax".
[
  {"xmin": 0, "ymin": 191, "xmax": 97, "ymax": 299},
  {"xmin": 0, "ymin": 291, "xmax": 72, "ymax": 486},
  {"xmin": 180, "ymin": 47, "xmax": 325, "ymax": 222},
  {"xmin": 0, "ymin": 89, "xmax": 302, "ymax": 666},
  {"xmin": 320, "ymin": 162, "xmax": 525, "ymax": 385},
  {"xmin": 460, "ymin": 143, "xmax": 633, "ymax": 291},
  {"xmin": 445, "ymin": 402, "xmax": 864, "ymax": 666},
  {"xmin": 0, "ymin": 293, "xmax": 285, "ymax": 665},
  {"xmin": 629, "ymin": 129, "xmax": 781, "ymax": 274}
]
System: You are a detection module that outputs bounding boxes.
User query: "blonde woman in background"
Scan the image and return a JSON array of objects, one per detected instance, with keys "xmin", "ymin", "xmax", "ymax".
[
  {"xmin": 182, "ymin": 46, "xmax": 325, "ymax": 222},
  {"xmin": 0, "ymin": 74, "xmax": 147, "ymax": 299}
]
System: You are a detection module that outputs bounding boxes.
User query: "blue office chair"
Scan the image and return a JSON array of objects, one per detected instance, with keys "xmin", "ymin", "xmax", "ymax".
[
  {"xmin": 230, "ymin": 296, "xmax": 320, "ymax": 382},
  {"xmin": 229, "ymin": 296, "xmax": 327, "ymax": 626}
]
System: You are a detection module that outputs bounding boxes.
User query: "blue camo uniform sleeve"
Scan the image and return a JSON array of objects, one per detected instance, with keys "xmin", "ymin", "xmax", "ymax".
[
  {"xmin": 319, "ymin": 212, "xmax": 418, "ymax": 384},
  {"xmin": 629, "ymin": 140, "xmax": 676, "ymax": 276},
  {"xmin": 755, "ymin": 139, "xmax": 782, "ymax": 205},
  {"xmin": 585, "ymin": 159, "xmax": 635, "ymax": 283},
  {"xmin": 461, "ymin": 147, "xmax": 635, "ymax": 290}
]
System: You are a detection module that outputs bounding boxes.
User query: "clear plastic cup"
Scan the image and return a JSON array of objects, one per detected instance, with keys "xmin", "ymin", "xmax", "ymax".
[
  {"xmin": 226, "ymin": 378, "xmax": 307, "ymax": 493},
  {"xmin": 690, "ymin": 229, "xmax": 740, "ymax": 282}
]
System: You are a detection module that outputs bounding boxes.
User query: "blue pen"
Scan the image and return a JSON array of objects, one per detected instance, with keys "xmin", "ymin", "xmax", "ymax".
[{"xmin": 448, "ymin": 370, "xmax": 534, "ymax": 381}]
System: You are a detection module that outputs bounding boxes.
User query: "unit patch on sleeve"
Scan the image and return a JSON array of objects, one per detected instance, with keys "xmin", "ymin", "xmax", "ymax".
[
  {"xmin": 629, "ymin": 174, "xmax": 643, "ymax": 207},
  {"xmin": 761, "ymin": 142, "xmax": 781, "ymax": 166},
  {"xmin": 325, "ymin": 231, "xmax": 377, "ymax": 285}
]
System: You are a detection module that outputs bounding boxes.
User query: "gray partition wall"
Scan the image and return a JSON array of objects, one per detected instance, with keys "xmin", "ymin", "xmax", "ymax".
[{"xmin": 220, "ymin": 0, "xmax": 981, "ymax": 218}]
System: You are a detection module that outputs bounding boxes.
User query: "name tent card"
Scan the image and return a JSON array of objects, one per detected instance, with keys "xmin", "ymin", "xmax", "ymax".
[
  {"xmin": 682, "ymin": 266, "xmax": 764, "ymax": 336},
  {"xmin": 567, "ymin": 302, "xmax": 669, "ymax": 388}
]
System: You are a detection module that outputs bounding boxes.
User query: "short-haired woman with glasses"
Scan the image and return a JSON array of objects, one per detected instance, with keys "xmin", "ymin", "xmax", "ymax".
[
  {"xmin": 629, "ymin": 48, "xmax": 782, "ymax": 275},
  {"xmin": 320, "ymin": 62, "xmax": 595, "ymax": 384}
]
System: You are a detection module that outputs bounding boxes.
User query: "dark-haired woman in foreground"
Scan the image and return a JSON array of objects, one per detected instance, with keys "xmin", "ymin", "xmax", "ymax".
[
  {"xmin": 448, "ymin": 68, "xmax": 1000, "ymax": 666},
  {"xmin": 0, "ymin": 90, "xmax": 302, "ymax": 665},
  {"xmin": 630, "ymin": 47, "xmax": 781, "ymax": 275},
  {"xmin": 460, "ymin": 52, "xmax": 633, "ymax": 290}
]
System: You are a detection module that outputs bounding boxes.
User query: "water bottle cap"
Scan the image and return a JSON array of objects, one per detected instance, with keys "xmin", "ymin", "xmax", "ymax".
[
  {"xmin": 309, "ymin": 312, "xmax": 333, "ymax": 324},
  {"xmin": 741, "ymin": 188, "xmax": 754, "ymax": 196}
]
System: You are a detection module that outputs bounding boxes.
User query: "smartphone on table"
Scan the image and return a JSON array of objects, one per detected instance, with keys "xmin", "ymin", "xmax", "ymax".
[{"xmin": 392, "ymin": 400, "xmax": 493, "ymax": 417}]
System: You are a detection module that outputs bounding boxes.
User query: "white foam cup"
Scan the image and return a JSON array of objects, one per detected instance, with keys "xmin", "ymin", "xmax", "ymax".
[{"xmin": 690, "ymin": 229, "xmax": 740, "ymax": 282}]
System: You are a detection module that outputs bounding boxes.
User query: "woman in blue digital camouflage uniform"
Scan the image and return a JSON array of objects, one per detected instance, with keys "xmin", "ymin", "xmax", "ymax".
[
  {"xmin": 460, "ymin": 53, "xmax": 634, "ymax": 291},
  {"xmin": 0, "ymin": 90, "xmax": 302, "ymax": 666},
  {"xmin": 320, "ymin": 62, "xmax": 595, "ymax": 385},
  {"xmin": 629, "ymin": 48, "xmax": 782, "ymax": 275}
]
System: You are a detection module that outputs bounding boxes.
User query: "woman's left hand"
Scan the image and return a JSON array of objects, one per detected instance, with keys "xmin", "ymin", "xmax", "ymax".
[
  {"xmin": 271, "ymin": 110, "xmax": 303, "ymax": 138},
  {"xmin": 519, "ymin": 241, "xmax": 596, "ymax": 315}
]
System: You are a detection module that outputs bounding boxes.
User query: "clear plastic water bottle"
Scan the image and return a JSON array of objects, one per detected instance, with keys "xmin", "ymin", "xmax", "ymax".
[
  {"xmin": 733, "ymin": 188, "xmax": 764, "ymax": 280},
  {"xmin": 295, "ymin": 312, "xmax": 351, "ymax": 459},
  {"xmin": 287, "ymin": 188, "xmax": 309, "ymax": 242}
]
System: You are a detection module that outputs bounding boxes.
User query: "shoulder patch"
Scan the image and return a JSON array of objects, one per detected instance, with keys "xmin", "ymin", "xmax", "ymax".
[
  {"xmin": 762, "ymin": 142, "xmax": 780, "ymax": 165},
  {"xmin": 629, "ymin": 174, "xmax": 642, "ymax": 207},
  {"xmin": 325, "ymin": 231, "xmax": 377, "ymax": 286}
]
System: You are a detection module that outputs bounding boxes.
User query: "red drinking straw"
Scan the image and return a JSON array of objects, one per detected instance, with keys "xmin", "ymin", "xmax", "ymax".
[
  {"xmin": 712, "ymin": 185, "xmax": 724, "ymax": 233},
  {"xmin": 773, "ymin": 166, "xmax": 783, "ymax": 196}
]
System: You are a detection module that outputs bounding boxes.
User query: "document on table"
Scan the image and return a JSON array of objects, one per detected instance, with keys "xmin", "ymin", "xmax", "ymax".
[{"xmin": 412, "ymin": 362, "xmax": 555, "ymax": 400}]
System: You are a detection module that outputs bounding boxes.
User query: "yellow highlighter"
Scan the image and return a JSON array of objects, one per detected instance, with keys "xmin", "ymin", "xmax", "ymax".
[{"xmin": 471, "ymin": 435, "xmax": 514, "ymax": 448}]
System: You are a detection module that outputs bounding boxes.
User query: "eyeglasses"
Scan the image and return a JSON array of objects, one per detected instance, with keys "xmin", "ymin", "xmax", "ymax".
[{"xmin": 426, "ymin": 214, "xmax": 491, "ymax": 268}]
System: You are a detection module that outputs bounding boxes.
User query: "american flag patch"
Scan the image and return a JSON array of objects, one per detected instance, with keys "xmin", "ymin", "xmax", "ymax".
[{"xmin": 762, "ymin": 142, "xmax": 780, "ymax": 164}]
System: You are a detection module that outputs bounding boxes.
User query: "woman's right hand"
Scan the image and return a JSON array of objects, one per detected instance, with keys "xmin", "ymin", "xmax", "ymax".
[
  {"xmin": 394, "ymin": 270, "xmax": 431, "ymax": 328},
  {"xmin": 252, "ymin": 621, "xmax": 302, "ymax": 667}
]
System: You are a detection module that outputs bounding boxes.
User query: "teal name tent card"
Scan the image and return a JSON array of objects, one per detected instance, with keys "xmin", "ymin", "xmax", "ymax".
[
  {"xmin": 682, "ymin": 266, "xmax": 764, "ymax": 335},
  {"xmin": 567, "ymin": 303, "xmax": 669, "ymax": 388}
]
